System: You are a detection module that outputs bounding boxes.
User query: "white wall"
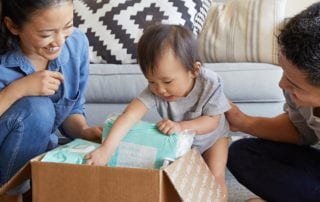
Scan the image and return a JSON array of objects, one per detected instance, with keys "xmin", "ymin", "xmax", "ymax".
[{"xmin": 285, "ymin": 0, "xmax": 319, "ymax": 17}]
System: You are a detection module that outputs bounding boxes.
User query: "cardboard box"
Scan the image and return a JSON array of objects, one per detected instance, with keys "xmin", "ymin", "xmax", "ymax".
[
  {"xmin": 31, "ymin": 148, "xmax": 222, "ymax": 202},
  {"xmin": 0, "ymin": 162, "xmax": 31, "ymax": 195}
]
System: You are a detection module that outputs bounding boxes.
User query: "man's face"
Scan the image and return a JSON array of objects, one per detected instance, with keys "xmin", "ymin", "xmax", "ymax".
[{"xmin": 278, "ymin": 54, "xmax": 320, "ymax": 107}]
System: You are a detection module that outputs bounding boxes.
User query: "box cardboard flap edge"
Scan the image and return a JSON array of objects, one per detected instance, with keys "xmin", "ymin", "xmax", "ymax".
[
  {"xmin": 0, "ymin": 159, "xmax": 33, "ymax": 195},
  {"xmin": 0, "ymin": 155, "xmax": 42, "ymax": 195},
  {"xmin": 164, "ymin": 148, "xmax": 223, "ymax": 201}
]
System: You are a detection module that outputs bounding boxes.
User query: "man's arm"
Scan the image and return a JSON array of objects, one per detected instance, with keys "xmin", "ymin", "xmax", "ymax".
[{"xmin": 226, "ymin": 102, "xmax": 299, "ymax": 144}]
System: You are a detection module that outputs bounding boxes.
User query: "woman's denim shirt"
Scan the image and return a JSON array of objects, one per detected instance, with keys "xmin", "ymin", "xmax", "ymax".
[{"xmin": 0, "ymin": 28, "xmax": 89, "ymax": 144}]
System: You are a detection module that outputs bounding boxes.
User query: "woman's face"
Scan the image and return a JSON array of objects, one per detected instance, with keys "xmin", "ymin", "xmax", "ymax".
[{"xmin": 9, "ymin": 2, "xmax": 74, "ymax": 62}]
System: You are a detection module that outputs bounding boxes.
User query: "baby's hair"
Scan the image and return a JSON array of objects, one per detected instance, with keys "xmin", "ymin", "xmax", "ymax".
[
  {"xmin": 0, "ymin": 0, "xmax": 73, "ymax": 54},
  {"xmin": 137, "ymin": 23, "xmax": 201, "ymax": 76}
]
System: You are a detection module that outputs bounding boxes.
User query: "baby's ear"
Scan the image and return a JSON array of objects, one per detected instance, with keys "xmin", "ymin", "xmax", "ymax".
[{"xmin": 192, "ymin": 61, "xmax": 201, "ymax": 76}]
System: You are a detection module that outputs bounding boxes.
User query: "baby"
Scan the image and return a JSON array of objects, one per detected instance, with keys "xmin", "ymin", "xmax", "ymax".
[{"xmin": 86, "ymin": 24, "xmax": 230, "ymax": 200}]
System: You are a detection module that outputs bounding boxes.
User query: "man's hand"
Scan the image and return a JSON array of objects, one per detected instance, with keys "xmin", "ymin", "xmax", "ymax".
[{"xmin": 225, "ymin": 101, "xmax": 249, "ymax": 132}]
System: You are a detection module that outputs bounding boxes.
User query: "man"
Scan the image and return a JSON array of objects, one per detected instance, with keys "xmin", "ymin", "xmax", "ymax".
[{"xmin": 226, "ymin": 2, "xmax": 320, "ymax": 202}]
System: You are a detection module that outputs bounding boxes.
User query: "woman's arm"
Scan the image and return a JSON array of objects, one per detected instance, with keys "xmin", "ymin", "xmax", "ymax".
[
  {"xmin": 60, "ymin": 114, "xmax": 102, "ymax": 142},
  {"xmin": 0, "ymin": 83, "xmax": 21, "ymax": 116},
  {"xmin": 0, "ymin": 70, "xmax": 63, "ymax": 116}
]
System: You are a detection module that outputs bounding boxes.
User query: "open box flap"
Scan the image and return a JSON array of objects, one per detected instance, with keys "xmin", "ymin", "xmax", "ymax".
[
  {"xmin": 0, "ymin": 162, "xmax": 31, "ymax": 195},
  {"xmin": 163, "ymin": 148, "xmax": 223, "ymax": 201}
]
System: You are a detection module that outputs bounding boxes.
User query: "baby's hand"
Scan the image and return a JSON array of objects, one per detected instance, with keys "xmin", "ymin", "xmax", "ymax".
[
  {"xmin": 85, "ymin": 147, "xmax": 108, "ymax": 166},
  {"xmin": 157, "ymin": 119, "xmax": 182, "ymax": 135}
]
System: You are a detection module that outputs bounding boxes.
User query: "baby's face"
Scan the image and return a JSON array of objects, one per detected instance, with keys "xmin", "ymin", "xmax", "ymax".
[{"xmin": 145, "ymin": 48, "xmax": 196, "ymax": 102}]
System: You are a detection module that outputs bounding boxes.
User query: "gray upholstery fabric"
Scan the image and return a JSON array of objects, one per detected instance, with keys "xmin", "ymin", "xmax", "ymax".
[
  {"xmin": 85, "ymin": 62, "xmax": 285, "ymax": 134},
  {"xmin": 86, "ymin": 63, "xmax": 284, "ymax": 104}
]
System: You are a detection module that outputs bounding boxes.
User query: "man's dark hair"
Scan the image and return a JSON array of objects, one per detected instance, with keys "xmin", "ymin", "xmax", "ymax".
[
  {"xmin": 137, "ymin": 23, "xmax": 201, "ymax": 76},
  {"xmin": 278, "ymin": 2, "xmax": 320, "ymax": 85}
]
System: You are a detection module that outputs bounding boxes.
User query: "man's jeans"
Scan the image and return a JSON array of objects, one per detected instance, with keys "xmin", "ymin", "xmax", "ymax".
[
  {"xmin": 228, "ymin": 138, "xmax": 320, "ymax": 202},
  {"xmin": 0, "ymin": 97, "xmax": 55, "ymax": 195}
]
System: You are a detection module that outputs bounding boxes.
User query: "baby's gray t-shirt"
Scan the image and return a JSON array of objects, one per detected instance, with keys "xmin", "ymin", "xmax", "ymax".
[{"xmin": 137, "ymin": 68, "xmax": 231, "ymax": 153}]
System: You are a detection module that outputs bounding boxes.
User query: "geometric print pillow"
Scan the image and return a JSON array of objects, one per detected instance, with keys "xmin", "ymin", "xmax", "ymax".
[
  {"xmin": 73, "ymin": 0, "xmax": 212, "ymax": 64},
  {"xmin": 198, "ymin": 0, "xmax": 287, "ymax": 65}
]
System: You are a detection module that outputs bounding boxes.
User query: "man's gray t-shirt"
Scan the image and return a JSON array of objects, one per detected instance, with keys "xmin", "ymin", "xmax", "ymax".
[
  {"xmin": 137, "ymin": 68, "xmax": 231, "ymax": 153},
  {"xmin": 284, "ymin": 91, "xmax": 320, "ymax": 145}
]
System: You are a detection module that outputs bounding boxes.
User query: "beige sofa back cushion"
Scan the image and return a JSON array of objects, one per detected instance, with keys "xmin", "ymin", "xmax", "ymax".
[{"xmin": 198, "ymin": 0, "xmax": 287, "ymax": 65}]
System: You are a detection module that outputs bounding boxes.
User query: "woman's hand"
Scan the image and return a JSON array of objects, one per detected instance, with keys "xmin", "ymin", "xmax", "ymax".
[
  {"xmin": 13, "ymin": 70, "xmax": 64, "ymax": 97},
  {"xmin": 81, "ymin": 126, "xmax": 103, "ymax": 143}
]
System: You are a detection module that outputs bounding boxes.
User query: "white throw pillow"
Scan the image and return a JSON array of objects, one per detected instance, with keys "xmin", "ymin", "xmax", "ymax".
[{"xmin": 198, "ymin": 0, "xmax": 287, "ymax": 64}]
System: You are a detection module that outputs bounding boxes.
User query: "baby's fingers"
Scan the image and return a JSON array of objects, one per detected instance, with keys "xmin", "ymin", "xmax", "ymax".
[
  {"xmin": 167, "ymin": 128, "xmax": 176, "ymax": 136},
  {"xmin": 157, "ymin": 119, "xmax": 169, "ymax": 130},
  {"xmin": 85, "ymin": 153, "xmax": 91, "ymax": 159},
  {"xmin": 85, "ymin": 159, "xmax": 94, "ymax": 165},
  {"xmin": 84, "ymin": 154, "xmax": 93, "ymax": 165}
]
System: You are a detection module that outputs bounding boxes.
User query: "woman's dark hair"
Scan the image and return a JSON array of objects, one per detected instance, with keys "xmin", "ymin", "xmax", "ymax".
[
  {"xmin": 0, "ymin": 0, "xmax": 73, "ymax": 54},
  {"xmin": 278, "ymin": 2, "xmax": 320, "ymax": 86},
  {"xmin": 137, "ymin": 23, "xmax": 201, "ymax": 76}
]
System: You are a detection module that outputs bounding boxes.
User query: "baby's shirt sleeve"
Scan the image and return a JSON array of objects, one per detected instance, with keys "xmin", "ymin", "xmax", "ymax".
[
  {"xmin": 136, "ymin": 87, "xmax": 156, "ymax": 110},
  {"xmin": 202, "ymin": 70, "xmax": 231, "ymax": 116}
]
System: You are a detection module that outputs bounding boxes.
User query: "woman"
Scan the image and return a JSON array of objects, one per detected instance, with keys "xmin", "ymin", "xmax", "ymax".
[{"xmin": 0, "ymin": 0, "xmax": 101, "ymax": 201}]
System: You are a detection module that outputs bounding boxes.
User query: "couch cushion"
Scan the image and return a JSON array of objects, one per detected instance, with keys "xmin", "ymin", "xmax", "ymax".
[
  {"xmin": 85, "ymin": 63, "xmax": 284, "ymax": 103},
  {"xmin": 73, "ymin": 0, "xmax": 212, "ymax": 64},
  {"xmin": 85, "ymin": 64, "xmax": 147, "ymax": 103},
  {"xmin": 198, "ymin": 0, "xmax": 287, "ymax": 64},
  {"xmin": 205, "ymin": 63, "xmax": 284, "ymax": 103}
]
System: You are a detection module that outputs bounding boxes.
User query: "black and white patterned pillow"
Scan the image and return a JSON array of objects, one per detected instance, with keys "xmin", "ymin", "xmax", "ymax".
[{"xmin": 73, "ymin": 0, "xmax": 212, "ymax": 64}]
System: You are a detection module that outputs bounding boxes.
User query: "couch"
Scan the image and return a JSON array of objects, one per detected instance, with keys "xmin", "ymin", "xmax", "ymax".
[
  {"xmin": 84, "ymin": 63, "xmax": 284, "ymax": 135},
  {"xmin": 72, "ymin": 0, "xmax": 287, "ymax": 201}
]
